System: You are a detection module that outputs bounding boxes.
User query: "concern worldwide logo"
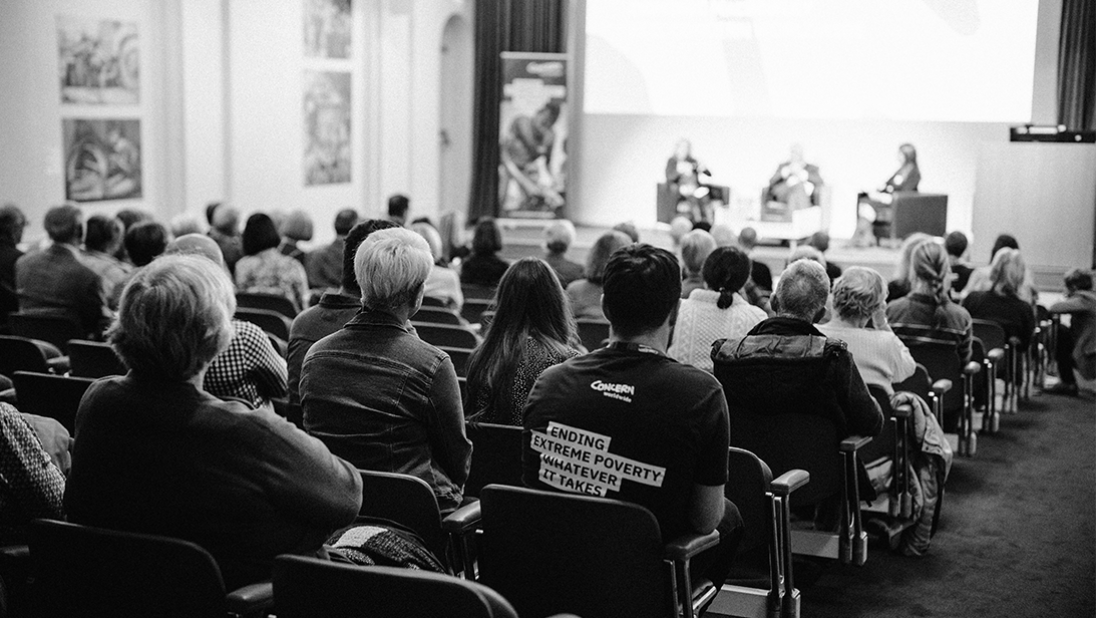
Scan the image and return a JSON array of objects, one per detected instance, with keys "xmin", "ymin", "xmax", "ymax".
[{"xmin": 590, "ymin": 379, "xmax": 634, "ymax": 403}]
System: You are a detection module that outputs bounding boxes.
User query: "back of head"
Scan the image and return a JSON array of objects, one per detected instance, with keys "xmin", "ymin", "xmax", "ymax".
[
  {"xmin": 0, "ymin": 203, "xmax": 26, "ymax": 244},
  {"xmin": 472, "ymin": 218, "xmax": 503, "ymax": 256},
  {"xmin": 896, "ymin": 233, "xmax": 932, "ymax": 284},
  {"xmin": 585, "ymin": 231, "xmax": 632, "ymax": 284},
  {"xmin": 410, "ymin": 222, "xmax": 444, "ymax": 263},
  {"xmin": 702, "ymin": 246, "xmax": 751, "ymax": 309},
  {"xmin": 944, "ymin": 231, "xmax": 968, "ymax": 258},
  {"xmin": 492, "ymin": 257, "xmax": 573, "ymax": 347},
  {"xmin": 788, "ymin": 245, "xmax": 825, "ymax": 267},
  {"xmin": 241, "ymin": 213, "xmax": 281, "ymax": 256},
  {"xmin": 612, "ymin": 221, "xmax": 640, "ymax": 243},
  {"xmin": 204, "ymin": 201, "xmax": 221, "ymax": 225},
  {"xmin": 680, "ymin": 229, "xmax": 716, "ymax": 276},
  {"xmin": 211, "ymin": 204, "xmax": 240, "ymax": 235},
  {"xmin": 544, "ymin": 220, "xmax": 576, "ymax": 254},
  {"xmin": 990, "ymin": 234, "xmax": 1019, "ymax": 262},
  {"xmin": 669, "ymin": 216, "xmax": 693, "ymax": 245},
  {"xmin": 738, "ymin": 226, "xmax": 759, "ymax": 251},
  {"xmin": 1064, "ymin": 268, "xmax": 1094, "ymax": 292},
  {"xmin": 355, "ymin": 227, "xmax": 433, "ymax": 312},
  {"xmin": 691, "ymin": 221, "xmax": 712, "ymax": 233},
  {"xmin": 387, "ymin": 194, "xmax": 410, "ymax": 222},
  {"xmin": 773, "ymin": 259, "xmax": 830, "ymax": 322},
  {"xmin": 84, "ymin": 215, "xmax": 124, "ymax": 253},
  {"xmin": 831, "ymin": 266, "xmax": 886, "ymax": 322},
  {"xmin": 115, "ymin": 208, "xmax": 151, "ymax": 231},
  {"xmin": 988, "ymin": 248, "xmax": 1025, "ymax": 298},
  {"xmin": 709, "ymin": 223, "xmax": 738, "ymax": 248},
  {"xmin": 124, "ymin": 221, "xmax": 169, "ymax": 267},
  {"xmin": 281, "ymin": 210, "xmax": 314, "ymax": 242},
  {"xmin": 909, "ymin": 240, "xmax": 952, "ymax": 303},
  {"xmin": 343, "ymin": 219, "xmax": 399, "ymax": 294},
  {"xmin": 334, "ymin": 209, "xmax": 359, "ymax": 236},
  {"xmin": 806, "ymin": 231, "xmax": 830, "ymax": 253},
  {"xmin": 44, "ymin": 204, "xmax": 83, "ymax": 244},
  {"xmin": 602, "ymin": 243, "xmax": 681, "ymax": 338},
  {"xmin": 170, "ymin": 214, "xmax": 205, "ymax": 238},
  {"xmin": 165, "ymin": 233, "xmax": 226, "ymax": 269},
  {"xmin": 900, "ymin": 143, "xmax": 917, "ymax": 165},
  {"xmin": 110, "ymin": 254, "xmax": 236, "ymax": 381}
]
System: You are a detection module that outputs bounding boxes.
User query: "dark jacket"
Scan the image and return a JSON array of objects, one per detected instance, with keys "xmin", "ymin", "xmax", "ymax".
[
  {"xmin": 15, "ymin": 244, "xmax": 109, "ymax": 338},
  {"xmin": 286, "ymin": 291, "xmax": 361, "ymax": 404}
]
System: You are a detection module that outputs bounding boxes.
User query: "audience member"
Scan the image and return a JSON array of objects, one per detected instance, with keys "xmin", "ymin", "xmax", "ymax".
[
  {"xmin": 209, "ymin": 204, "xmax": 244, "ymax": 274},
  {"xmin": 388, "ymin": 194, "xmax": 410, "ymax": 226},
  {"xmin": 817, "ymin": 266, "xmax": 915, "ymax": 393},
  {"xmin": 944, "ymin": 231, "xmax": 973, "ymax": 294},
  {"xmin": 438, "ymin": 210, "xmax": 470, "ymax": 264},
  {"xmin": 279, "ymin": 210, "xmax": 314, "ymax": 266},
  {"xmin": 0, "ymin": 204, "xmax": 28, "ymax": 322},
  {"xmin": 306, "ymin": 208, "xmax": 358, "ymax": 290},
  {"xmin": 300, "ymin": 228, "xmax": 471, "ymax": 512},
  {"xmin": 612, "ymin": 221, "xmax": 640, "ymax": 243},
  {"xmin": 523, "ymin": 243, "xmax": 743, "ymax": 587},
  {"xmin": 465, "ymin": 258, "xmax": 581, "ymax": 425},
  {"xmin": 460, "ymin": 217, "xmax": 510, "ymax": 288},
  {"xmin": 961, "ymin": 248, "xmax": 1036, "ymax": 352},
  {"xmin": 737, "ymin": 226, "xmax": 772, "ymax": 291},
  {"xmin": 288, "ymin": 220, "xmax": 397, "ymax": 404},
  {"xmin": 15, "ymin": 204, "xmax": 110, "ymax": 338},
  {"xmin": 679, "ymin": 229, "xmax": 717, "ymax": 299},
  {"xmin": 887, "ymin": 232, "xmax": 932, "ymax": 302},
  {"xmin": 236, "ymin": 213, "xmax": 309, "ymax": 312},
  {"xmin": 709, "ymin": 223, "xmax": 738, "ymax": 248},
  {"xmin": 807, "ymin": 231, "xmax": 842, "ymax": 282},
  {"xmin": 64, "ymin": 254, "xmax": 361, "ymax": 589},
  {"xmin": 1045, "ymin": 269, "xmax": 1095, "ymax": 396},
  {"xmin": 542, "ymin": 220, "xmax": 584, "ymax": 288},
  {"xmin": 565, "ymin": 230, "xmax": 632, "ymax": 320},
  {"xmin": 669, "ymin": 246, "xmax": 767, "ymax": 371},
  {"xmin": 961, "ymin": 234, "xmax": 1038, "ymax": 304},
  {"xmin": 887, "ymin": 240, "xmax": 973, "ymax": 364},
  {"xmin": 80, "ymin": 215, "xmax": 131, "ymax": 304},
  {"xmin": 692, "ymin": 220, "xmax": 712, "ymax": 233},
  {"xmin": 412, "ymin": 221, "xmax": 463, "ymax": 310},
  {"xmin": 204, "ymin": 201, "xmax": 221, "ymax": 227},
  {"xmin": 0, "ymin": 402, "xmax": 67, "ymax": 544},
  {"xmin": 123, "ymin": 220, "xmax": 169, "ymax": 268},
  {"xmin": 170, "ymin": 213, "xmax": 205, "ymax": 238},
  {"xmin": 668, "ymin": 215, "xmax": 692, "ymax": 256}
]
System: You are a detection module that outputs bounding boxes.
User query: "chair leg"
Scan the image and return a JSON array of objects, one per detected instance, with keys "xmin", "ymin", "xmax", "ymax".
[{"xmin": 843, "ymin": 451, "xmax": 867, "ymax": 566}]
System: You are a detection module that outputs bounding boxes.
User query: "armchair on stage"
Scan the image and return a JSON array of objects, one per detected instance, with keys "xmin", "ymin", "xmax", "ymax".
[{"xmin": 863, "ymin": 192, "xmax": 949, "ymax": 244}]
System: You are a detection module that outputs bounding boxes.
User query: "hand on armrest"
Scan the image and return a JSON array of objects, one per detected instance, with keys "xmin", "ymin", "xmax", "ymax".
[
  {"xmin": 664, "ymin": 530, "xmax": 720, "ymax": 562},
  {"xmin": 771, "ymin": 469, "xmax": 809, "ymax": 496}
]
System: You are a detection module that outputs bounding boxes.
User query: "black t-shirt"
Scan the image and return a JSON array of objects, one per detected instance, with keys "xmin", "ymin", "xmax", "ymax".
[{"xmin": 522, "ymin": 345, "xmax": 730, "ymax": 542}]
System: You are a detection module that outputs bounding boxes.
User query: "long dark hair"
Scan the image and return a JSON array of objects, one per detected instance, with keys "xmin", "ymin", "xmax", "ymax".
[{"xmin": 465, "ymin": 258, "xmax": 577, "ymax": 418}]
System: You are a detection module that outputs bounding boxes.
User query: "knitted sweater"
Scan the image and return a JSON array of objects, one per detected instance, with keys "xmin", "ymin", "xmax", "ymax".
[
  {"xmin": 669, "ymin": 289, "xmax": 767, "ymax": 372},
  {"xmin": 816, "ymin": 322, "xmax": 916, "ymax": 394}
]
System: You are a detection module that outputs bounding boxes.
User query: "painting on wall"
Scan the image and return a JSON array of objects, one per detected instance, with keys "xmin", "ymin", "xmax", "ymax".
[
  {"xmin": 63, "ymin": 119, "xmax": 142, "ymax": 202},
  {"xmin": 303, "ymin": 0, "xmax": 351, "ymax": 59},
  {"xmin": 303, "ymin": 71, "xmax": 351, "ymax": 186},
  {"xmin": 57, "ymin": 16, "xmax": 140, "ymax": 104}
]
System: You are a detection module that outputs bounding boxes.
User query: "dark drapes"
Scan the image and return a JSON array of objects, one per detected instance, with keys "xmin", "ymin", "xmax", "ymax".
[
  {"xmin": 468, "ymin": 0, "xmax": 566, "ymax": 222},
  {"xmin": 1057, "ymin": 0, "xmax": 1096, "ymax": 130}
]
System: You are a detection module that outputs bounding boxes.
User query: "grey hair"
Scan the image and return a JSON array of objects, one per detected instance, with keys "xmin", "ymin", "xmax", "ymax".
[
  {"xmin": 110, "ymin": 254, "xmax": 236, "ymax": 381},
  {"xmin": 544, "ymin": 220, "xmax": 576, "ymax": 253},
  {"xmin": 831, "ymin": 266, "xmax": 886, "ymax": 321},
  {"xmin": 773, "ymin": 259, "xmax": 830, "ymax": 322},
  {"xmin": 680, "ymin": 229, "xmax": 716, "ymax": 276},
  {"xmin": 355, "ymin": 227, "xmax": 433, "ymax": 312},
  {"xmin": 410, "ymin": 222, "xmax": 444, "ymax": 262}
]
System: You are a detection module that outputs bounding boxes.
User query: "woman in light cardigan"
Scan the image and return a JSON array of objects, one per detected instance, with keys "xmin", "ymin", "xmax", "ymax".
[{"xmin": 669, "ymin": 246, "xmax": 767, "ymax": 371}]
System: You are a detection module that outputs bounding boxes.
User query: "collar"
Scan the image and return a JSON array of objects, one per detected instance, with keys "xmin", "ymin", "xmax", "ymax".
[
  {"xmin": 319, "ymin": 292, "xmax": 363, "ymax": 309},
  {"xmin": 907, "ymin": 292, "xmax": 942, "ymax": 306},
  {"xmin": 606, "ymin": 341, "xmax": 666, "ymax": 357},
  {"xmin": 346, "ymin": 309, "xmax": 413, "ymax": 332},
  {"xmin": 749, "ymin": 316, "xmax": 824, "ymax": 337}
]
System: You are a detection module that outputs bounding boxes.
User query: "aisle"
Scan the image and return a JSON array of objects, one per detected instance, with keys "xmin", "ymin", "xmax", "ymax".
[{"xmin": 801, "ymin": 391, "xmax": 1095, "ymax": 618}]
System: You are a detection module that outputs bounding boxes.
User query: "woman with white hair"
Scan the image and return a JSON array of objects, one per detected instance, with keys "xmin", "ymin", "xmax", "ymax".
[
  {"xmin": 679, "ymin": 229, "xmax": 717, "ymax": 299},
  {"xmin": 300, "ymin": 227, "xmax": 472, "ymax": 512},
  {"xmin": 411, "ymin": 221, "xmax": 463, "ymax": 310},
  {"xmin": 818, "ymin": 266, "xmax": 916, "ymax": 393},
  {"xmin": 64, "ymin": 254, "xmax": 361, "ymax": 589},
  {"xmin": 542, "ymin": 219, "xmax": 584, "ymax": 287},
  {"xmin": 961, "ymin": 248, "xmax": 1035, "ymax": 352}
]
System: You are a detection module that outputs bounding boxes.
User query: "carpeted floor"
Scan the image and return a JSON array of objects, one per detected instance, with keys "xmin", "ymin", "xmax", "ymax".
[{"xmin": 798, "ymin": 390, "xmax": 1095, "ymax": 618}]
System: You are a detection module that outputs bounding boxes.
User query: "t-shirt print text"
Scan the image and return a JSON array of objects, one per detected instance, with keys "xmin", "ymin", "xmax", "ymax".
[
  {"xmin": 531, "ymin": 422, "xmax": 666, "ymax": 497},
  {"xmin": 590, "ymin": 379, "xmax": 635, "ymax": 403}
]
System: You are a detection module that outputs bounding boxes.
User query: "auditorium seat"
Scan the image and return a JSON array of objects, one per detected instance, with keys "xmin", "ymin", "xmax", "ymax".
[
  {"xmin": 0, "ymin": 335, "xmax": 64, "ymax": 378},
  {"xmin": 410, "ymin": 323, "xmax": 480, "ymax": 350},
  {"xmin": 11, "ymin": 371, "xmax": 94, "ymax": 434},
  {"xmin": 7, "ymin": 313, "xmax": 85, "ymax": 354},
  {"xmin": 899, "ymin": 345, "xmax": 981, "ymax": 457},
  {"xmin": 464, "ymin": 422, "xmax": 523, "ymax": 498},
  {"xmin": 29, "ymin": 519, "xmax": 274, "ymax": 618},
  {"xmin": 972, "ymin": 319, "xmax": 1019, "ymax": 416},
  {"xmin": 414, "ymin": 307, "xmax": 465, "ymax": 326},
  {"xmin": 461, "ymin": 298, "xmax": 493, "ymax": 325},
  {"xmin": 439, "ymin": 346, "xmax": 473, "ymax": 377},
  {"xmin": 236, "ymin": 292, "xmax": 298, "ymax": 320},
  {"xmin": 461, "ymin": 285, "xmax": 496, "ymax": 301},
  {"xmin": 235, "ymin": 308, "xmax": 292, "ymax": 342},
  {"xmin": 67, "ymin": 339, "xmax": 127, "ymax": 378},
  {"xmin": 576, "ymin": 318, "xmax": 610, "ymax": 352}
]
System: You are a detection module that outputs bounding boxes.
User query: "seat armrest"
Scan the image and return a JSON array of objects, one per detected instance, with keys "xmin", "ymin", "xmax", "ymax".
[
  {"xmin": 771, "ymin": 469, "xmax": 810, "ymax": 496},
  {"xmin": 963, "ymin": 361, "xmax": 982, "ymax": 376},
  {"xmin": 0, "ymin": 388, "xmax": 15, "ymax": 406},
  {"xmin": 664, "ymin": 530, "xmax": 720, "ymax": 562},
  {"xmin": 839, "ymin": 435, "xmax": 871, "ymax": 452},
  {"xmin": 1007, "ymin": 336, "xmax": 1021, "ymax": 347},
  {"xmin": 46, "ymin": 355, "xmax": 71, "ymax": 373},
  {"xmin": 891, "ymin": 403, "xmax": 912, "ymax": 419},
  {"xmin": 986, "ymin": 348, "xmax": 1006, "ymax": 362},
  {"xmin": 931, "ymin": 379, "xmax": 953, "ymax": 395},
  {"xmin": 441, "ymin": 499, "xmax": 482, "ymax": 534},
  {"xmin": 225, "ymin": 581, "xmax": 274, "ymax": 616}
]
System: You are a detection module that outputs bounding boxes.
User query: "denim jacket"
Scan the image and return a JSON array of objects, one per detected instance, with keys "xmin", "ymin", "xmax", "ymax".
[{"xmin": 300, "ymin": 310, "xmax": 471, "ymax": 511}]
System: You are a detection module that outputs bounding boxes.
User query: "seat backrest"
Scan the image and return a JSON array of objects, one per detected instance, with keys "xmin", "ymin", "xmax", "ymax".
[
  {"xmin": 972, "ymin": 319, "xmax": 1007, "ymax": 352},
  {"xmin": 411, "ymin": 323, "xmax": 479, "ymax": 349},
  {"xmin": 11, "ymin": 371, "xmax": 94, "ymax": 434},
  {"xmin": 439, "ymin": 346, "xmax": 473, "ymax": 377},
  {"xmin": 8, "ymin": 313, "xmax": 84, "ymax": 353},
  {"xmin": 461, "ymin": 284, "xmax": 497, "ymax": 301},
  {"xmin": 67, "ymin": 339, "xmax": 126, "ymax": 378},
  {"xmin": 461, "ymin": 298, "xmax": 493, "ymax": 325},
  {"xmin": 894, "ymin": 364, "xmax": 932, "ymax": 402},
  {"xmin": 464, "ymin": 422, "xmax": 523, "ymax": 498},
  {"xmin": 274, "ymin": 556, "xmax": 517, "ymax": 618},
  {"xmin": 357, "ymin": 470, "xmax": 448, "ymax": 564},
  {"xmin": 0, "ymin": 335, "xmax": 49, "ymax": 377},
  {"xmin": 907, "ymin": 343, "xmax": 963, "ymax": 415},
  {"xmin": 235, "ymin": 308, "xmax": 292, "ymax": 341},
  {"xmin": 478, "ymin": 484, "xmax": 670, "ymax": 618},
  {"xmin": 414, "ymin": 307, "xmax": 464, "ymax": 326},
  {"xmin": 726, "ymin": 447, "xmax": 773, "ymax": 556},
  {"xmin": 576, "ymin": 319, "xmax": 610, "ymax": 352},
  {"xmin": 235, "ymin": 292, "xmax": 298, "ymax": 319},
  {"xmin": 29, "ymin": 519, "xmax": 227, "ymax": 618}
]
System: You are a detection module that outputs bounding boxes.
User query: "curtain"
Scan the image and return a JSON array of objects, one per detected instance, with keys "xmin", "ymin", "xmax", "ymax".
[
  {"xmin": 468, "ymin": 0, "xmax": 566, "ymax": 222},
  {"xmin": 1057, "ymin": 0, "xmax": 1096, "ymax": 130}
]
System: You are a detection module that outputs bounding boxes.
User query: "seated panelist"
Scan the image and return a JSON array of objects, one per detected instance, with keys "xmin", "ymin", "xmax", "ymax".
[
  {"xmin": 855, "ymin": 143, "xmax": 921, "ymax": 246},
  {"xmin": 765, "ymin": 144, "xmax": 824, "ymax": 210}
]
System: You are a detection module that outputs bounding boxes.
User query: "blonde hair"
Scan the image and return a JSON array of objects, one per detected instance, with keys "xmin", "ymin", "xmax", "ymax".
[
  {"xmin": 355, "ymin": 227, "xmax": 433, "ymax": 311},
  {"xmin": 680, "ymin": 229, "xmax": 716, "ymax": 276},
  {"xmin": 411, "ymin": 222, "xmax": 444, "ymax": 262},
  {"xmin": 989, "ymin": 248, "xmax": 1025, "ymax": 298},
  {"xmin": 832, "ymin": 267, "xmax": 886, "ymax": 321},
  {"xmin": 910, "ymin": 241, "xmax": 952, "ymax": 303}
]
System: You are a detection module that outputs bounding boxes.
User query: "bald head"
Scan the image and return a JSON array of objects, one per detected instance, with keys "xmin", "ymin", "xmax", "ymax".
[{"xmin": 165, "ymin": 233, "xmax": 226, "ymax": 269}]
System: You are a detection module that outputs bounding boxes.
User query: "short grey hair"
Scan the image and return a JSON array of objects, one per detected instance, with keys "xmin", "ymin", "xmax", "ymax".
[
  {"xmin": 831, "ymin": 266, "xmax": 886, "ymax": 321},
  {"xmin": 110, "ymin": 254, "xmax": 236, "ymax": 381},
  {"xmin": 773, "ymin": 259, "xmax": 830, "ymax": 322},
  {"xmin": 544, "ymin": 220, "xmax": 576, "ymax": 253},
  {"xmin": 680, "ymin": 229, "xmax": 716, "ymax": 276},
  {"xmin": 355, "ymin": 227, "xmax": 433, "ymax": 311}
]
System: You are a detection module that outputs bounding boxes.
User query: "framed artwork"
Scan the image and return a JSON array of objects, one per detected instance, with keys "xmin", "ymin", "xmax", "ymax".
[
  {"xmin": 303, "ymin": 71, "xmax": 351, "ymax": 186},
  {"xmin": 303, "ymin": 0, "xmax": 351, "ymax": 59},
  {"xmin": 57, "ymin": 16, "xmax": 140, "ymax": 104},
  {"xmin": 63, "ymin": 119, "xmax": 142, "ymax": 202}
]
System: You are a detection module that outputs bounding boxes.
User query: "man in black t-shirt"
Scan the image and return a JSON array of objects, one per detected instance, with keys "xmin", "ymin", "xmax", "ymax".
[{"xmin": 523, "ymin": 243, "xmax": 742, "ymax": 586}]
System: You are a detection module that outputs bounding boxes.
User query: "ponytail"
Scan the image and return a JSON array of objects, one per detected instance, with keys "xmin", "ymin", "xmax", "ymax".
[{"xmin": 716, "ymin": 288, "xmax": 736, "ymax": 310}]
